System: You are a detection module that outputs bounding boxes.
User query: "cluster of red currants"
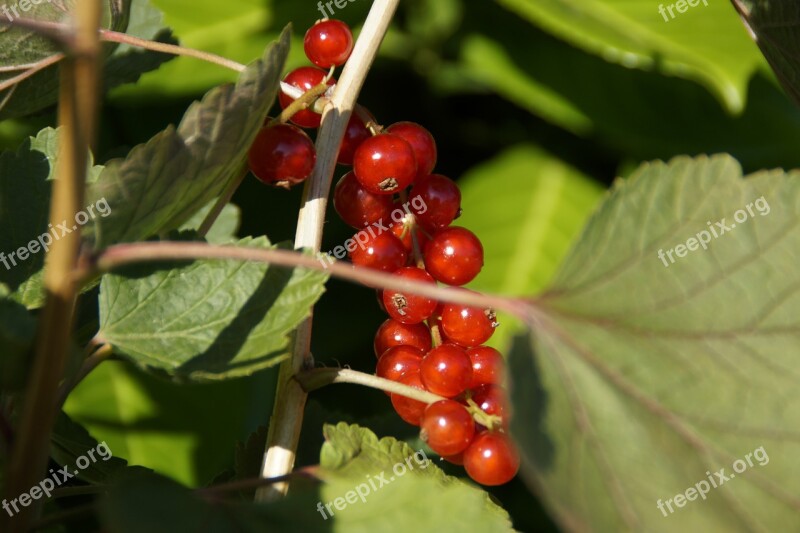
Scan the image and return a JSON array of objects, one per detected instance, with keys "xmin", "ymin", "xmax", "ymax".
[{"xmin": 248, "ymin": 18, "xmax": 519, "ymax": 487}]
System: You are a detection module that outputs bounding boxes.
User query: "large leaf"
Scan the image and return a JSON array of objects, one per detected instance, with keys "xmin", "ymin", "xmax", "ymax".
[
  {"xmin": 96, "ymin": 237, "xmax": 328, "ymax": 382},
  {"xmin": 85, "ymin": 28, "xmax": 289, "ymax": 248},
  {"xmin": 510, "ymin": 154, "xmax": 800, "ymax": 530},
  {"xmin": 0, "ymin": 0, "xmax": 130, "ymax": 119},
  {"xmin": 733, "ymin": 0, "xmax": 800, "ymax": 107},
  {"xmin": 494, "ymin": 0, "xmax": 766, "ymax": 112},
  {"xmin": 51, "ymin": 411, "xmax": 130, "ymax": 485}
]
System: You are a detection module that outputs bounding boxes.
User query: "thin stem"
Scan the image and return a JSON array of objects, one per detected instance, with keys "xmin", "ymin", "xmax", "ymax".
[
  {"xmin": 99, "ymin": 29, "xmax": 246, "ymax": 72},
  {"xmin": 3, "ymin": 3, "xmax": 102, "ymax": 531},
  {"xmin": 51, "ymin": 485, "xmax": 109, "ymax": 499},
  {"xmin": 198, "ymin": 163, "xmax": 248, "ymax": 238},
  {"xmin": 84, "ymin": 242, "xmax": 528, "ymax": 320},
  {"xmin": 197, "ymin": 466, "xmax": 319, "ymax": 495},
  {"xmin": 297, "ymin": 368, "xmax": 446, "ymax": 404},
  {"xmin": 257, "ymin": 0, "xmax": 403, "ymax": 503},
  {"xmin": 30, "ymin": 503, "xmax": 96, "ymax": 531},
  {"xmin": 268, "ymin": 81, "xmax": 330, "ymax": 127},
  {"xmin": 56, "ymin": 343, "xmax": 113, "ymax": 407},
  {"xmin": 0, "ymin": 53, "xmax": 65, "ymax": 93}
]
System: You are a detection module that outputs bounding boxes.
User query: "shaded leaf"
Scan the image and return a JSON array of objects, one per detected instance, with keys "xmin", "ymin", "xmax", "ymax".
[
  {"xmin": 97, "ymin": 237, "xmax": 328, "ymax": 382},
  {"xmin": 179, "ymin": 201, "xmax": 241, "ymax": 244},
  {"xmin": 511, "ymin": 154, "xmax": 800, "ymax": 530},
  {"xmin": 0, "ymin": 284, "xmax": 36, "ymax": 391},
  {"xmin": 85, "ymin": 28, "xmax": 290, "ymax": 248},
  {"xmin": 51, "ymin": 411, "xmax": 130, "ymax": 484}
]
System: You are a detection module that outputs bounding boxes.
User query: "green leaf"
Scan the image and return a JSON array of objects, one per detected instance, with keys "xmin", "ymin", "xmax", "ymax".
[
  {"xmin": 178, "ymin": 201, "xmax": 241, "ymax": 244},
  {"xmin": 51, "ymin": 412, "xmax": 130, "ymax": 484},
  {"xmin": 97, "ymin": 237, "xmax": 327, "ymax": 381},
  {"xmin": 85, "ymin": 28, "xmax": 290, "ymax": 248},
  {"xmin": 511, "ymin": 154, "xmax": 800, "ymax": 530},
  {"xmin": 495, "ymin": 0, "xmax": 765, "ymax": 112},
  {"xmin": 733, "ymin": 0, "xmax": 800, "ymax": 107},
  {"xmin": 0, "ymin": 284, "xmax": 36, "ymax": 391},
  {"xmin": 0, "ymin": 0, "xmax": 130, "ymax": 119},
  {"xmin": 456, "ymin": 146, "xmax": 603, "ymax": 351}
]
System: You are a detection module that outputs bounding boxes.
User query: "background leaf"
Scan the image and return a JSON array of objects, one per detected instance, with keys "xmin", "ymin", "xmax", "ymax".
[
  {"xmin": 510, "ymin": 154, "xmax": 800, "ymax": 531},
  {"xmin": 97, "ymin": 237, "xmax": 328, "ymax": 382}
]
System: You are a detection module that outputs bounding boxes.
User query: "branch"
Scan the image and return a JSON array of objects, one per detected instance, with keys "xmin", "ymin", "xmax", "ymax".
[{"xmin": 297, "ymin": 368, "xmax": 446, "ymax": 404}]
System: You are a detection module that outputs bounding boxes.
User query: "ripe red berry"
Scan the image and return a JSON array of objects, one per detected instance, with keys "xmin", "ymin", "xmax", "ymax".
[
  {"xmin": 420, "ymin": 400, "xmax": 476, "ymax": 456},
  {"xmin": 440, "ymin": 298, "xmax": 498, "ymax": 348},
  {"xmin": 374, "ymin": 319, "xmax": 432, "ymax": 358},
  {"xmin": 278, "ymin": 67, "xmax": 335, "ymax": 128},
  {"xmin": 303, "ymin": 19, "xmax": 354, "ymax": 68},
  {"xmin": 442, "ymin": 452, "xmax": 464, "ymax": 465},
  {"xmin": 420, "ymin": 344, "xmax": 473, "ymax": 398},
  {"xmin": 390, "ymin": 371, "xmax": 428, "ymax": 426},
  {"xmin": 424, "ymin": 227, "xmax": 484, "ymax": 286},
  {"xmin": 333, "ymin": 171, "xmax": 394, "ymax": 229},
  {"xmin": 467, "ymin": 346, "xmax": 505, "ymax": 387},
  {"xmin": 353, "ymin": 133, "xmax": 417, "ymax": 195},
  {"xmin": 248, "ymin": 124, "xmax": 316, "ymax": 187},
  {"xmin": 409, "ymin": 174, "xmax": 461, "ymax": 231},
  {"xmin": 386, "ymin": 122, "xmax": 437, "ymax": 179},
  {"xmin": 471, "ymin": 384, "xmax": 510, "ymax": 425},
  {"xmin": 349, "ymin": 231, "xmax": 407, "ymax": 273},
  {"xmin": 382, "ymin": 267, "xmax": 438, "ymax": 324},
  {"xmin": 376, "ymin": 345, "xmax": 424, "ymax": 390},
  {"xmin": 338, "ymin": 109, "xmax": 375, "ymax": 165},
  {"xmin": 463, "ymin": 431, "xmax": 520, "ymax": 486}
]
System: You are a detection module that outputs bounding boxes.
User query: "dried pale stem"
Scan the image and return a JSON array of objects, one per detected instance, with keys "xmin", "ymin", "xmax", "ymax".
[
  {"xmin": 257, "ymin": 0, "xmax": 403, "ymax": 502},
  {"xmin": 297, "ymin": 368, "xmax": 446, "ymax": 404},
  {"xmin": 3, "ymin": 3, "xmax": 102, "ymax": 532}
]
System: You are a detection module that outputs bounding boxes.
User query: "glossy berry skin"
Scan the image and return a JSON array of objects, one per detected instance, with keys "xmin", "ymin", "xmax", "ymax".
[
  {"xmin": 248, "ymin": 124, "xmax": 316, "ymax": 186},
  {"xmin": 334, "ymin": 171, "xmax": 394, "ymax": 229},
  {"xmin": 382, "ymin": 267, "xmax": 438, "ymax": 324},
  {"xmin": 391, "ymin": 221, "xmax": 430, "ymax": 256},
  {"xmin": 467, "ymin": 346, "xmax": 505, "ymax": 388},
  {"xmin": 278, "ymin": 67, "xmax": 335, "ymax": 128},
  {"xmin": 420, "ymin": 400, "xmax": 476, "ymax": 456},
  {"xmin": 374, "ymin": 319, "xmax": 432, "ymax": 358},
  {"xmin": 472, "ymin": 384, "xmax": 510, "ymax": 426},
  {"xmin": 390, "ymin": 371, "xmax": 428, "ymax": 426},
  {"xmin": 409, "ymin": 174, "xmax": 461, "ymax": 231},
  {"xmin": 424, "ymin": 227, "xmax": 484, "ymax": 286},
  {"xmin": 442, "ymin": 452, "xmax": 464, "ymax": 465},
  {"xmin": 463, "ymin": 431, "xmax": 520, "ymax": 486},
  {"xmin": 376, "ymin": 345, "xmax": 424, "ymax": 393},
  {"xmin": 303, "ymin": 19, "xmax": 354, "ymax": 68},
  {"xmin": 353, "ymin": 133, "xmax": 418, "ymax": 195},
  {"xmin": 386, "ymin": 122, "xmax": 437, "ymax": 179},
  {"xmin": 338, "ymin": 110, "xmax": 374, "ymax": 165},
  {"xmin": 349, "ymin": 231, "xmax": 408, "ymax": 273},
  {"xmin": 440, "ymin": 299, "xmax": 497, "ymax": 348},
  {"xmin": 420, "ymin": 344, "xmax": 473, "ymax": 398}
]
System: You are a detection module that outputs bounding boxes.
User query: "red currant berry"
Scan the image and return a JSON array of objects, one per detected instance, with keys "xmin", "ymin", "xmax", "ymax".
[
  {"xmin": 463, "ymin": 431, "xmax": 520, "ymax": 486},
  {"xmin": 386, "ymin": 122, "xmax": 437, "ymax": 179},
  {"xmin": 424, "ymin": 227, "xmax": 484, "ymax": 286},
  {"xmin": 248, "ymin": 124, "xmax": 316, "ymax": 187},
  {"xmin": 376, "ymin": 345, "xmax": 424, "ymax": 391},
  {"xmin": 353, "ymin": 133, "xmax": 417, "ymax": 195},
  {"xmin": 390, "ymin": 371, "xmax": 427, "ymax": 426},
  {"xmin": 442, "ymin": 452, "xmax": 464, "ymax": 465},
  {"xmin": 338, "ymin": 109, "xmax": 375, "ymax": 165},
  {"xmin": 440, "ymin": 298, "xmax": 498, "ymax": 348},
  {"xmin": 278, "ymin": 67, "xmax": 335, "ymax": 128},
  {"xmin": 374, "ymin": 319, "xmax": 432, "ymax": 358},
  {"xmin": 467, "ymin": 346, "xmax": 505, "ymax": 387},
  {"xmin": 471, "ymin": 384, "xmax": 510, "ymax": 425},
  {"xmin": 303, "ymin": 19, "xmax": 354, "ymax": 68},
  {"xmin": 349, "ymin": 231, "xmax": 407, "ymax": 273},
  {"xmin": 420, "ymin": 344, "xmax": 472, "ymax": 398},
  {"xmin": 390, "ymin": 220, "xmax": 430, "ymax": 256},
  {"xmin": 382, "ymin": 267, "xmax": 438, "ymax": 324},
  {"xmin": 408, "ymin": 174, "xmax": 461, "ymax": 231},
  {"xmin": 420, "ymin": 400, "xmax": 476, "ymax": 456},
  {"xmin": 333, "ymin": 171, "xmax": 394, "ymax": 229}
]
